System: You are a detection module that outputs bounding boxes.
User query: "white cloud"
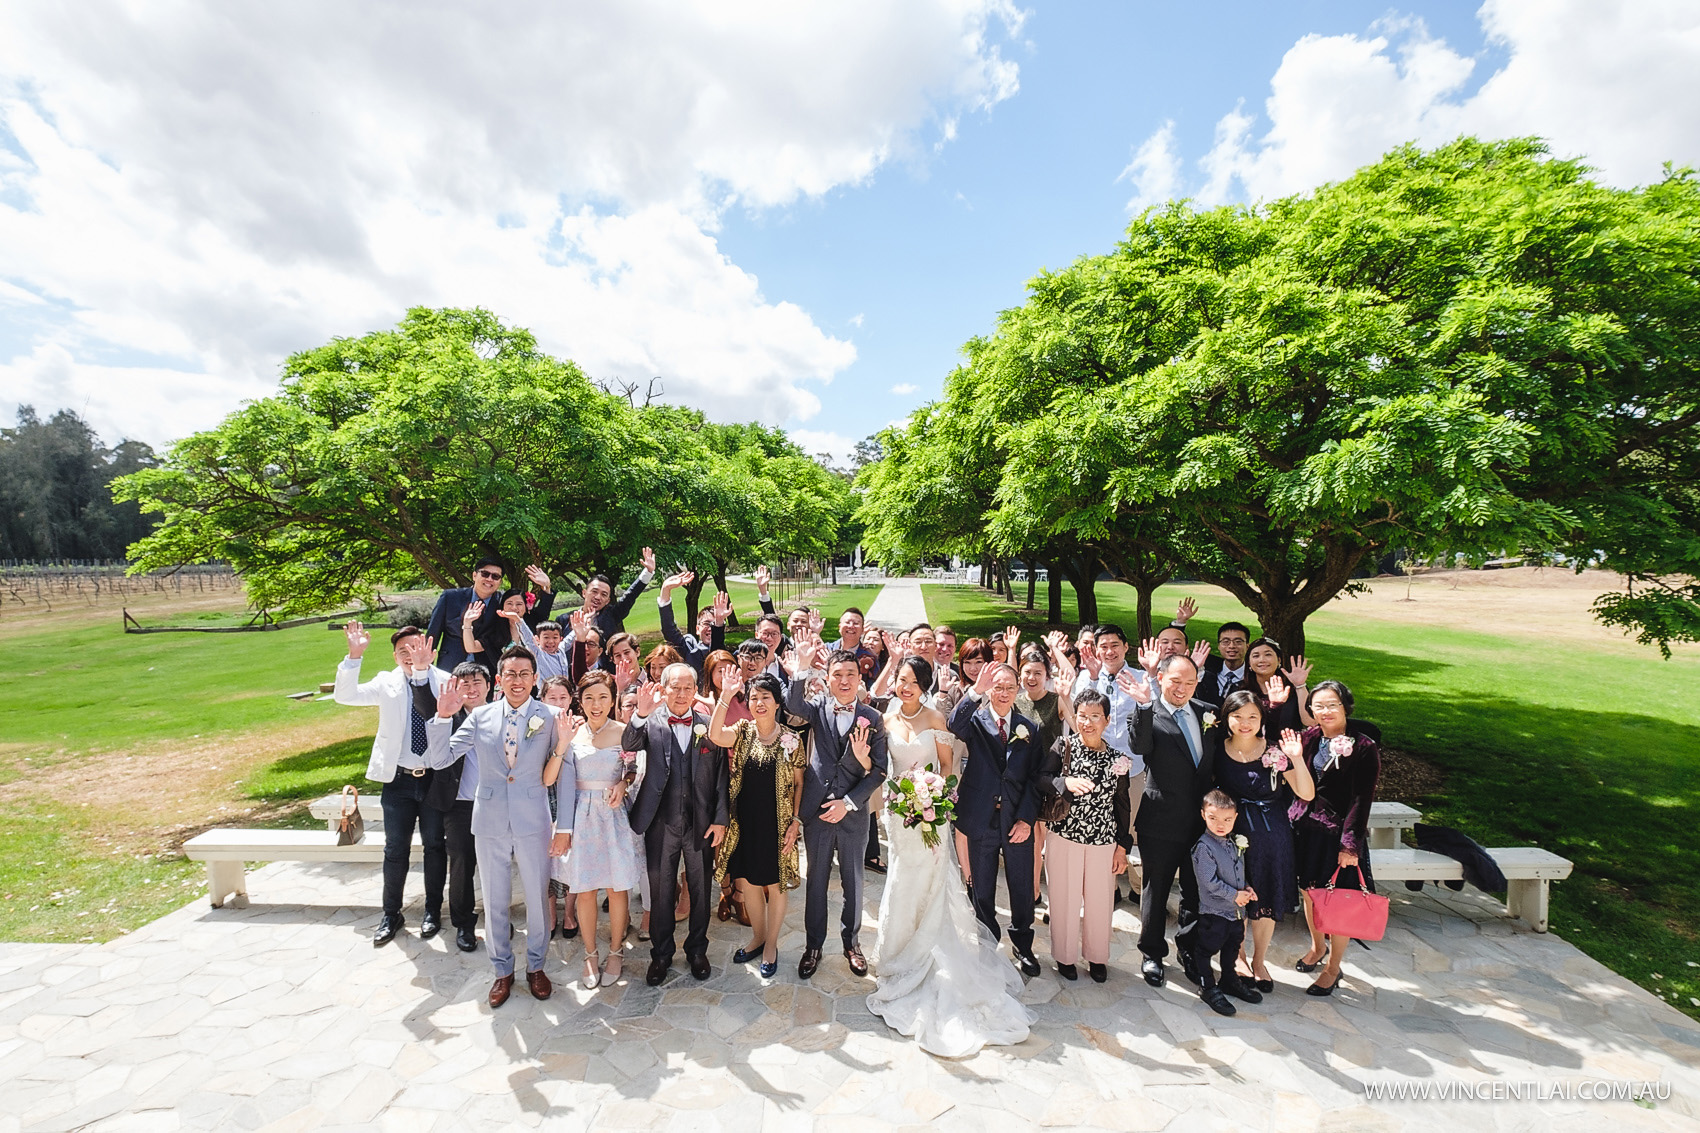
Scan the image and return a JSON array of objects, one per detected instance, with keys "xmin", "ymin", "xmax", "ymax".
[
  {"xmin": 1132, "ymin": 0, "xmax": 1700, "ymax": 208},
  {"xmin": 890, "ymin": 383, "xmax": 920, "ymax": 395},
  {"xmin": 849, "ymin": 313, "xmax": 865, "ymax": 328},
  {"xmin": 1119, "ymin": 119, "xmax": 1180, "ymax": 211},
  {"xmin": 0, "ymin": 1, "xmax": 1023, "ymax": 446},
  {"xmin": 788, "ymin": 429, "xmax": 858, "ymax": 468}
]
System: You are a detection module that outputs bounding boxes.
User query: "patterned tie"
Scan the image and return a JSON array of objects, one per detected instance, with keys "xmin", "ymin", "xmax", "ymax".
[
  {"xmin": 409, "ymin": 698, "xmax": 428, "ymax": 756},
  {"xmin": 503, "ymin": 710, "xmax": 519, "ymax": 769},
  {"xmin": 997, "ymin": 716, "xmax": 1007, "ymax": 745}
]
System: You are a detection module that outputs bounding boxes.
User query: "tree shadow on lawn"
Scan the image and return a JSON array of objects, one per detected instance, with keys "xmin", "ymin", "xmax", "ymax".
[{"xmin": 242, "ymin": 734, "xmax": 373, "ymax": 805}]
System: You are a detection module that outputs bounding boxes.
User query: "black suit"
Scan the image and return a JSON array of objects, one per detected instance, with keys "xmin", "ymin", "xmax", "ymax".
[
  {"xmin": 948, "ymin": 694, "xmax": 1042, "ymax": 953},
  {"xmin": 557, "ymin": 572, "xmax": 651, "ymax": 641},
  {"xmin": 421, "ymin": 692, "xmax": 481, "ymax": 931},
  {"xmin": 1130, "ymin": 696, "xmax": 1217, "ymax": 961},
  {"xmin": 1192, "ymin": 659, "xmax": 1248, "ymax": 709},
  {"xmin": 624, "ymin": 711, "xmax": 730, "ymax": 965},
  {"xmin": 659, "ymin": 602, "xmax": 726, "ymax": 673}
]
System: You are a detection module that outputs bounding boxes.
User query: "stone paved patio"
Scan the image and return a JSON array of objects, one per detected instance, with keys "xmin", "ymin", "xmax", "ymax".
[{"xmin": 3, "ymin": 858, "xmax": 1698, "ymax": 1132}]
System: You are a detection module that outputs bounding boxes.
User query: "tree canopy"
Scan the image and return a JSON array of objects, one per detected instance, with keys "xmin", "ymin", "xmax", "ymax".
[
  {"xmin": 0, "ymin": 407, "xmax": 158, "ymax": 560},
  {"xmin": 115, "ymin": 307, "xmax": 853, "ymax": 615},
  {"xmin": 859, "ymin": 137, "xmax": 1700, "ymax": 655}
]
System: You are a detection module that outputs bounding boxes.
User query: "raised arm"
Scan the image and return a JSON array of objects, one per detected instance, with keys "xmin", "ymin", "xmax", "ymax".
[
  {"xmin": 609, "ymin": 547, "xmax": 657, "ymax": 622},
  {"xmin": 332, "ymin": 621, "xmax": 385, "ymax": 706},
  {"xmin": 708, "ymin": 668, "xmax": 744, "ymax": 748}
]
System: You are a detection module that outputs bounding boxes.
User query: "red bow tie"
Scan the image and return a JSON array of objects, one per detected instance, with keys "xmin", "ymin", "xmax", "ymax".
[{"xmin": 669, "ymin": 714, "xmax": 694, "ymax": 727}]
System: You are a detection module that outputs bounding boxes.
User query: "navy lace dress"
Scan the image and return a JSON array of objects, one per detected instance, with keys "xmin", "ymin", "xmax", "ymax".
[{"xmin": 1211, "ymin": 736, "xmax": 1296, "ymax": 921}]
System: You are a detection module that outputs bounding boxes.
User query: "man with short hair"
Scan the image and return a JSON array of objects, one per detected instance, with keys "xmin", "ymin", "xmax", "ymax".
[
  {"xmin": 753, "ymin": 613, "xmax": 788, "ymax": 681},
  {"xmin": 556, "ymin": 546, "xmax": 657, "ymax": 641},
  {"xmin": 624, "ymin": 664, "xmax": 730, "ymax": 985},
  {"xmin": 435, "ymin": 647, "xmax": 576, "ymax": 1007},
  {"xmin": 656, "ymin": 571, "xmax": 728, "ymax": 673},
  {"xmin": 950, "ymin": 661, "xmax": 1044, "ymax": 977},
  {"xmin": 1195, "ymin": 621, "xmax": 1251, "ymax": 707},
  {"xmin": 1071, "ymin": 624, "xmax": 1150, "ymax": 781},
  {"xmin": 426, "ymin": 558, "xmax": 508, "ymax": 672},
  {"xmin": 831, "ymin": 607, "xmax": 877, "ymax": 675},
  {"xmin": 423, "ymin": 662, "xmax": 492, "ymax": 952},
  {"xmin": 1130, "ymin": 653, "xmax": 1217, "ymax": 989},
  {"xmin": 933, "ymin": 624, "xmax": 958, "ymax": 677},
  {"xmin": 788, "ymin": 645, "xmax": 888, "ymax": 979},
  {"xmin": 334, "ymin": 622, "xmax": 452, "ymax": 947}
]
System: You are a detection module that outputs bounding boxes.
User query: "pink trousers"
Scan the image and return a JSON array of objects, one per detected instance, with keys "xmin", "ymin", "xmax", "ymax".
[{"xmin": 1045, "ymin": 830, "xmax": 1116, "ymax": 966}]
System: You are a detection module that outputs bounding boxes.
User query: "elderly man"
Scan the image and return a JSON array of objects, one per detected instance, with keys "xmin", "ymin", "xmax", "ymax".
[
  {"xmin": 1129, "ymin": 653, "xmax": 1217, "ymax": 988},
  {"xmin": 334, "ymin": 622, "xmax": 452, "ymax": 947},
  {"xmin": 624, "ymin": 663, "xmax": 730, "ymax": 985},
  {"xmin": 788, "ymin": 645, "xmax": 888, "ymax": 979},
  {"xmin": 434, "ymin": 647, "xmax": 577, "ymax": 1007},
  {"xmin": 949, "ymin": 661, "xmax": 1044, "ymax": 977},
  {"xmin": 556, "ymin": 546, "xmax": 656, "ymax": 641}
]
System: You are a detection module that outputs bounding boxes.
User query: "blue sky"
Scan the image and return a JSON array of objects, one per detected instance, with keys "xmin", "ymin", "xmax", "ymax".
[{"xmin": 0, "ymin": 1, "xmax": 1694, "ymax": 455}]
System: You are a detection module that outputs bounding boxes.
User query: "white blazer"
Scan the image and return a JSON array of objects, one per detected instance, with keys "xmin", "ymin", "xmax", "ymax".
[{"xmin": 333, "ymin": 656, "xmax": 451, "ymax": 783}]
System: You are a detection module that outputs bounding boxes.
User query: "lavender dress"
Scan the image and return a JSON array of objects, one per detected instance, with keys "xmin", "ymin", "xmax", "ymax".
[{"xmin": 559, "ymin": 736, "xmax": 643, "ymax": 892}]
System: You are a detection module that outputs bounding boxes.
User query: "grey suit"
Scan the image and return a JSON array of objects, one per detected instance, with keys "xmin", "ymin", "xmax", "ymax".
[
  {"xmin": 786, "ymin": 679, "xmax": 887, "ymax": 951},
  {"xmin": 438, "ymin": 698, "xmax": 573, "ymax": 977}
]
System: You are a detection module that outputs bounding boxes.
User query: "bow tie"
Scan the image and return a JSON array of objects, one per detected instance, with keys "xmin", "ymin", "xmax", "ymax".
[{"xmin": 669, "ymin": 713, "xmax": 694, "ymax": 727}]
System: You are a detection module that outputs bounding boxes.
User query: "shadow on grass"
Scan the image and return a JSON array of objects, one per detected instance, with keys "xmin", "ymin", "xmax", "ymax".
[{"xmin": 243, "ymin": 734, "xmax": 373, "ymax": 803}]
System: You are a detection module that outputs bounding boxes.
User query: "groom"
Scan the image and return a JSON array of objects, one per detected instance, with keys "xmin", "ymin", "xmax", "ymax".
[
  {"xmin": 788, "ymin": 644, "xmax": 888, "ymax": 979},
  {"xmin": 949, "ymin": 661, "xmax": 1043, "ymax": 977}
]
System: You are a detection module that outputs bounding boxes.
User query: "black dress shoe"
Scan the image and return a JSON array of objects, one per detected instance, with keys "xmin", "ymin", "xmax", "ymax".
[
  {"xmin": 1306, "ymin": 974, "xmax": 1339, "ymax": 997},
  {"xmin": 1254, "ymin": 977, "xmax": 1275, "ymax": 994},
  {"xmin": 646, "ymin": 958, "xmax": 670, "ymax": 986},
  {"xmin": 844, "ymin": 945, "xmax": 869, "ymax": 977},
  {"xmin": 1141, "ymin": 957, "xmax": 1165, "ymax": 987},
  {"xmin": 1220, "ymin": 976, "xmax": 1263, "ymax": 1004},
  {"xmin": 798, "ymin": 947, "xmax": 822, "ymax": 980},
  {"xmin": 420, "ymin": 912, "xmax": 441, "ymax": 940},
  {"xmin": 1088, "ymin": 962, "xmax": 1108, "ymax": 984},
  {"xmin": 863, "ymin": 858, "xmax": 887, "ymax": 875},
  {"xmin": 559, "ymin": 923, "xmax": 580, "ymax": 940},
  {"xmin": 1202, "ymin": 986, "xmax": 1237, "ymax": 1016},
  {"xmin": 1178, "ymin": 949, "xmax": 1203, "ymax": 988},
  {"xmin": 1055, "ymin": 962, "xmax": 1078, "ymax": 981},
  {"xmin": 455, "ymin": 927, "xmax": 478, "ymax": 953},
  {"xmin": 1015, "ymin": 949, "xmax": 1041, "ymax": 978},
  {"xmin": 373, "ymin": 913, "xmax": 403, "ymax": 947},
  {"xmin": 688, "ymin": 952, "xmax": 711, "ymax": 981}
]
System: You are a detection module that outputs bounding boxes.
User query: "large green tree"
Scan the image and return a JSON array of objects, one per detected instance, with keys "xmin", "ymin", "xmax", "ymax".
[
  {"xmin": 0, "ymin": 407, "xmax": 158, "ymax": 560},
  {"xmin": 867, "ymin": 138, "xmax": 1700, "ymax": 655}
]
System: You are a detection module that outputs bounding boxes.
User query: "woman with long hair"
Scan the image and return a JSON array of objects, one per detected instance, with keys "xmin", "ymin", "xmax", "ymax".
[
  {"xmin": 707, "ymin": 670, "xmax": 805, "ymax": 978},
  {"xmin": 1244, "ymin": 637, "xmax": 1315, "ymax": 737}
]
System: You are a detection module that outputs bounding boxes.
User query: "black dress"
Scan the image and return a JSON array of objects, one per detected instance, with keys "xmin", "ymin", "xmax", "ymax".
[
  {"xmin": 727, "ymin": 754, "xmax": 780, "ymax": 886},
  {"xmin": 1293, "ymin": 726, "xmax": 1380, "ymax": 893},
  {"xmin": 1211, "ymin": 736, "xmax": 1296, "ymax": 921}
]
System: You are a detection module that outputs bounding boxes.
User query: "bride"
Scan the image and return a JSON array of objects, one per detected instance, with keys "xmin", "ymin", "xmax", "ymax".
[{"xmin": 865, "ymin": 656, "xmax": 1032, "ymax": 1057}]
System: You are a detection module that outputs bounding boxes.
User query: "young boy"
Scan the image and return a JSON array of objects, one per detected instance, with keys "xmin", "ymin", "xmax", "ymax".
[{"xmin": 1187, "ymin": 790, "xmax": 1265, "ymax": 1016}]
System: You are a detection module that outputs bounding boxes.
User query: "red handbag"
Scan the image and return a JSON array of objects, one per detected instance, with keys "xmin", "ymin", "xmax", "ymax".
[{"xmin": 1306, "ymin": 866, "xmax": 1389, "ymax": 941}]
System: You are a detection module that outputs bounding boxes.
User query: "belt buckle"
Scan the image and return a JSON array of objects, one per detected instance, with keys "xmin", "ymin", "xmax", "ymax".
[{"xmin": 406, "ymin": 766, "xmax": 427, "ymax": 778}]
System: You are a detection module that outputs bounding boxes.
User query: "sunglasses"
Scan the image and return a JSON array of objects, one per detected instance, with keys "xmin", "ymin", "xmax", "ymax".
[{"xmin": 475, "ymin": 570, "xmax": 503, "ymax": 581}]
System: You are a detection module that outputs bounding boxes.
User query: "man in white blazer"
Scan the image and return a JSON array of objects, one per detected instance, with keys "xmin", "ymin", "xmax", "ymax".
[
  {"xmin": 334, "ymin": 622, "xmax": 452, "ymax": 948},
  {"xmin": 435, "ymin": 645, "xmax": 577, "ymax": 1008}
]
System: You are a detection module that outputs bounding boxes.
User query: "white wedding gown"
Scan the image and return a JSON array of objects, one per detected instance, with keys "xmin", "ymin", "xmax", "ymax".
[{"xmin": 866, "ymin": 728, "xmax": 1033, "ymax": 1058}]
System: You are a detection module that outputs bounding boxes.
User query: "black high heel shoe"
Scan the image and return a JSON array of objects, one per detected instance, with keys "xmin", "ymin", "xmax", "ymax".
[{"xmin": 1295, "ymin": 945, "xmax": 1327, "ymax": 974}]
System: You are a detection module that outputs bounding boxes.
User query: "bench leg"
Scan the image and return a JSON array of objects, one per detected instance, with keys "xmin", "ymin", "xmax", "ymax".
[
  {"xmin": 1506, "ymin": 879, "xmax": 1548, "ymax": 932},
  {"xmin": 205, "ymin": 860, "xmax": 247, "ymax": 908},
  {"xmin": 1369, "ymin": 828, "xmax": 1396, "ymax": 851}
]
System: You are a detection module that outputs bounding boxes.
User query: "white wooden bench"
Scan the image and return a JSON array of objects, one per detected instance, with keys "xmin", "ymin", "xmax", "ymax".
[
  {"xmin": 1370, "ymin": 846, "xmax": 1573, "ymax": 932},
  {"xmin": 182, "ymin": 827, "xmax": 417, "ymax": 908},
  {"xmin": 1367, "ymin": 801, "xmax": 1421, "ymax": 849}
]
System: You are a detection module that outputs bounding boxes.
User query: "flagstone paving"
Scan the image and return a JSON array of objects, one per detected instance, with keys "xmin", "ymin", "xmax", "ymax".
[{"xmin": 2, "ymin": 858, "xmax": 1698, "ymax": 1132}]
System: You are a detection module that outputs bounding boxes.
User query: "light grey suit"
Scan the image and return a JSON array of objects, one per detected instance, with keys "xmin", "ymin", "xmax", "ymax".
[{"xmin": 438, "ymin": 698, "xmax": 575, "ymax": 976}]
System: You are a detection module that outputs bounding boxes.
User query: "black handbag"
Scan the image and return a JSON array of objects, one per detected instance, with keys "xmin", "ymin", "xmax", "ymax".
[
  {"xmin": 1039, "ymin": 739, "xmax": 1073, "ymax": 825},
  {"xmin": 335, "ymin": 784, "xmax": 365, "ymax": 846}
]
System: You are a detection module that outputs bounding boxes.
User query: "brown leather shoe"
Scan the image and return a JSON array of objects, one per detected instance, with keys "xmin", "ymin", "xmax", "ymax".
[
  {"xmin": 844, "ymin": 944, "xmax": 869, "ymax": 977},
  {"xmin": 488, "ymin": 974, "xmax": 514, "ymax": 1008},
  {"xmin": 527, "ymin": 969, "xmax": 552, "ymax": 1000}
]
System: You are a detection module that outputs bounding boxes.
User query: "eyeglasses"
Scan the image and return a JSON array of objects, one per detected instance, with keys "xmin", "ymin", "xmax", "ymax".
[{"xmin": 475, "ymin": 570, "xmax": 503, "ymax": 581}]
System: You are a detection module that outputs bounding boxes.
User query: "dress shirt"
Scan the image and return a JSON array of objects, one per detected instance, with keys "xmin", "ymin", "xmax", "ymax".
[
  {"xmin": 1216, "ymin": 664, "xmax": 1246, "ymax": 698},
  {"xmin": 397, "ymin": 672, "xmax": 431, "ymax": 770},
  {"xmin": 1157, "ymin": 694, "xmax": 1203, "ymax": 764}
]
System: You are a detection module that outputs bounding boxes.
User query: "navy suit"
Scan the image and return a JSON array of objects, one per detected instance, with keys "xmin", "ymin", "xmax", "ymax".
[
  {"xmin": 948, "ymin": 694, "xmax": 1042, "ymax": 954},
  {"xmin": 426, "ymin": 587, "xmax": 506, "ymax": 673},
  {"xmin": 624, "ymin": 711, "xmax": 730, "ymax": 966},
  {"xmin": 1130, "ymin": 697, "xmax": 1217, "ymax": 961},
  {"xmin": 658, "ymin": 602, "xmax": 727, "ymax": 673}
]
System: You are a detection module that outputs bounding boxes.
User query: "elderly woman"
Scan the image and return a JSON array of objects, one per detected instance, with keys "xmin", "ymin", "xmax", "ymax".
[
  {"xmin": 707, "ymin": 670, "xmax": 805, "ymax": 978},
  {"xmin": 1293, "ymin": 679, "xmax": 1380, "ymax": 996}
]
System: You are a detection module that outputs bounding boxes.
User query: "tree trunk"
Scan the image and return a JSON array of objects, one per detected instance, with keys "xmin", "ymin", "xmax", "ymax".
[
  {"xmin": 1062, "ymin": 557, "xmax": 1099, "ymax": 626},
  {"xmin": 1001, "ymin": 560, "xmax": 1015, "ymax": 602},
  {"xmin": 1135, "ymin": 581, "xmax": 1156, "ymax": 643},
  {"xmin": 714, "ymin": 560, "xmax": 736, "ymax": 627},
  {"xmin": 1255, "ymin": 602, "xmax": 1308, "ymax": 661},
  {"xmin": 981, "ymin": 554, "xmax": 994, "ymax": 590},
  {"xmin": 684, "ymin": 574, "xmax": 707, "ymax": 628},
  {"xmin": 1025, "ymin": 556, "xmax": 1037, "ymax": 610},
  {"xmin": 1047, "ymin": 564, "xmax": 1063, "ymax": 624}
]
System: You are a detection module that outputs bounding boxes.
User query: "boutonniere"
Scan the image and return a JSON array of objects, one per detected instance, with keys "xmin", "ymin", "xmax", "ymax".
[
  {"xmin": 1201, "ymin": 711, "xmax": 1218, "ymax": 732},
  {"xmin": 692, "ymin": 723, "xmax": 707, "ymax": 738},
  {"xmin": 1322, "ymin": 734, "xmax": 1355, "ymax": 772},
  {"xmin": 1232, "ymin": 834, "xmax": 1249, "ymax": 857},
  {"xmin": 1109, "ymin": 755, "xmax": 1133, "ymax": 777},
  {"xmin": 1013, "ymin": 724, "xmax": 1029, "ymax": 741},
  {"xmin": 525, "ymin": 715, "xmax": 545, "ymax": 739},
  {"xmin": 779, "ymin": 731, "xmax": 799, "ymax": 755}
]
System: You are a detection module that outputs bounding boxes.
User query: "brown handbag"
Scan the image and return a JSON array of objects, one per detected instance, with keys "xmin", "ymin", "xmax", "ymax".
[
  {"xmin": 335, "ymin": 785, "xmax": 365, "ymax": 846},
  {"xmin": 1039, "ymin": 739, "xmax": 1073, "ymax": 825}
]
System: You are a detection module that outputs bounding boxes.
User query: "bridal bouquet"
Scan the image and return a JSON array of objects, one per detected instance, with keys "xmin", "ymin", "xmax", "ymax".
[{"xmin": 886, "ymin": 765, "xmax": 959, "ymax": 849}]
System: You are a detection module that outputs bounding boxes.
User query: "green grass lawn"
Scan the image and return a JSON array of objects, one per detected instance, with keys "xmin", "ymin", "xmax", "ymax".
[
  {"xmin": 923, "ymin": 580, "xmax": 1700, "ymax": 1021},
  {"xmin": 2, "ymin": 580, "xmax": 882, "ymax": 943}
]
